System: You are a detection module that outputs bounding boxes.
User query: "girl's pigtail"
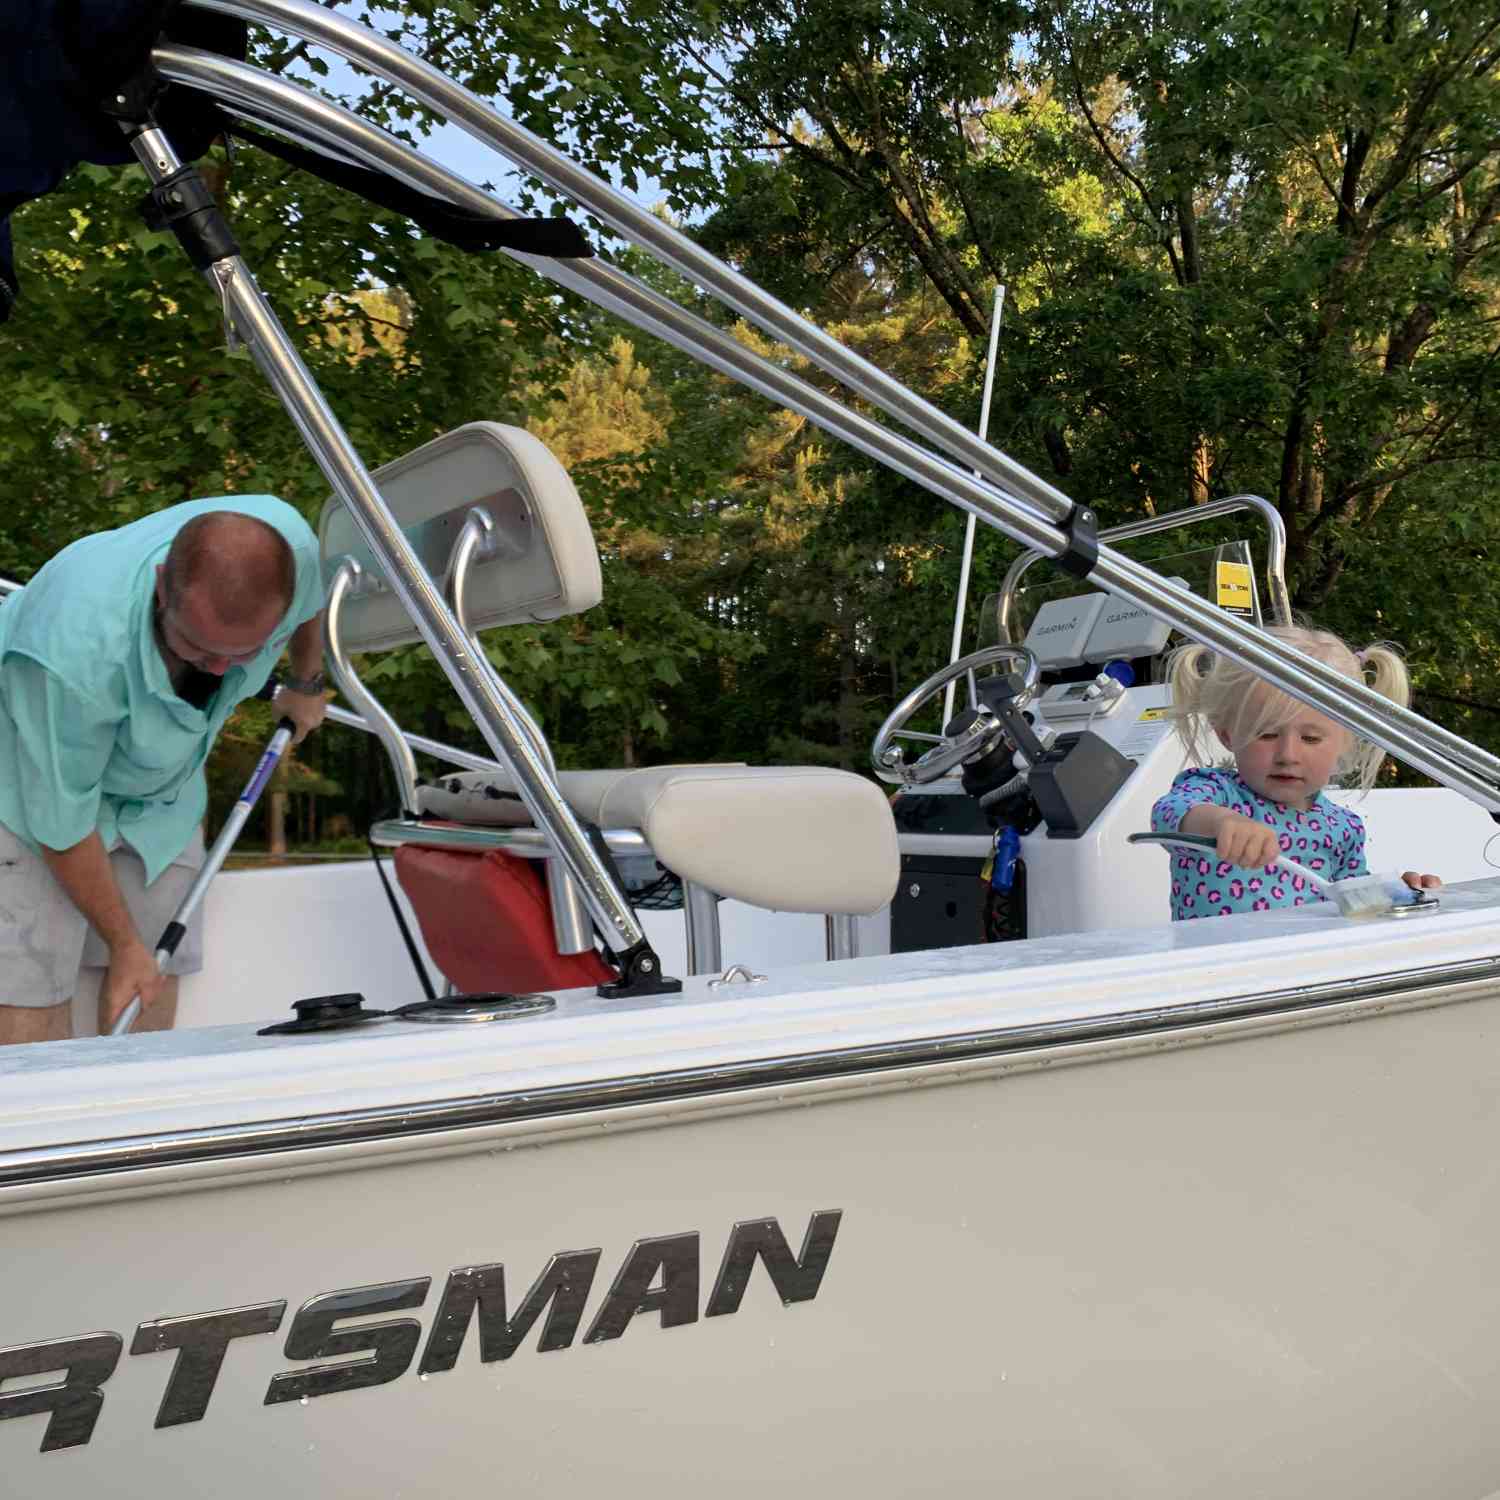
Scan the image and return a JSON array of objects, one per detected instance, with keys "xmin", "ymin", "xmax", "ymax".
[
  {"xmin": 1166, "ymin": 642, "xmax": 1216, "ymax": 768},
  {"xmin": 1344, "ymin": 643, "xmax": 1412, "ymax": 790},
  {"xmin": 1359, "ymin": 643, "xmax": 1411, "ymax": 710}
]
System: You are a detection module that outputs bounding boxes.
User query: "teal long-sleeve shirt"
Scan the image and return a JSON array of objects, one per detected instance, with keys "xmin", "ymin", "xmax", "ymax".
[{"xmin": 0, "ymin": 496, "xmax": 323, "ymax": 883}]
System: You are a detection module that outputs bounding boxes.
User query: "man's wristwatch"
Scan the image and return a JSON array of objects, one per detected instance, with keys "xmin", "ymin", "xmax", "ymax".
[{"xmin": 280, "ymin": 671, "xmax": 327, "ymax": 696}]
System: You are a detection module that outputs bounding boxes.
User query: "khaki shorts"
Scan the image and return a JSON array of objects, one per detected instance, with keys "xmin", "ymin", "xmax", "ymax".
[{"xmin": 0, "ymin": 826, "xmax": 206, "ymax": 1009}]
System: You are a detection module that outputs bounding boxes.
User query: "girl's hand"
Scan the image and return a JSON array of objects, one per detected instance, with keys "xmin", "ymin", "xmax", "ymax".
[
  {"xmin": 1400, "ymin": 871, "xmax": 1442, "ymax": 890},
  {"xmin": 1177, "ymin": 805, "xmax": 1284, "ymax": 870},
  {"xmin": 1211, "ymin": 812, "xmax": 1284, "ymax": 870}
]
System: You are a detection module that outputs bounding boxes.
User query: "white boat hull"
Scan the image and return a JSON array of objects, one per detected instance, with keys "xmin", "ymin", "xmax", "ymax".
[{"xmin": 7, "ymin": 883, "xmax": 1500, "ymax": 1495}]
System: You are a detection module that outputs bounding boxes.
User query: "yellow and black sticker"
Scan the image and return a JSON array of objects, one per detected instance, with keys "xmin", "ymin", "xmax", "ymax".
[
  {"xmin": 1215, "ymin": 560, "xmax": 1254, "ymax": 618},
  {"xmin": 1137, "ymin": 707, "xmax": 1170, "ymax": 721}
]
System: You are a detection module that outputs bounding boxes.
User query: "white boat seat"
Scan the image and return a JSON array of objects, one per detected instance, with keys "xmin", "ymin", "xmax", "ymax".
[{"xmin": 417, "ymin": 764, "xmax": 899, "ymax": 916}]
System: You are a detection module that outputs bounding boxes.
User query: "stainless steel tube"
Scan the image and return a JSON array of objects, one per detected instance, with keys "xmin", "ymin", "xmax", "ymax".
[
  {"xmin": 150, "ymin": 37, "xmax": 1500, "ymax": 807},
  {"xmin": 325, "ymin": 560, "xmax": 420, "ymax": 813},
  {"xmin": 446, "ymin": 508, "xmax": 592, "ymax": 956},
  {"xmin": 370, "ymin": 818, "xmax": 649, "ymax": 859},
  {"xmin": 152, "ymin": 46, "xmax": 1064, "ymax": 554},
  {"xmin": 825, "ymin": 914, "xmax": 858, "ymax": 963},
  {"xmin": 127, "ymin": 127, "xmax": 648, "ymax": 952},
  {"xmin": 444, "ymin": 509, "xmax": 556, "ymax": 779},
  {"xmin": 996, "ymin": 494, "xmax": 1293, "ymax": 643},
  {"xmin": 682, "ymin": 881, "xmax": 723, "ymax": 976},
  {"xmin": 185, "ymin": 0, "xmax": 1074, "ymax": 532},
  {"xmin": 1109, "ymin": 548, "xmax": 1500, "ymax": 799},
  {"xmin": 322, "ymin": 703, "xmax": 502, "ymax": 775}
]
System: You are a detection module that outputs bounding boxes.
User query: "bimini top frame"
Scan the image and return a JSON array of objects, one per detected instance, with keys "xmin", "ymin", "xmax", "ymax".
[
  {"xmin": 995, "ymin": 493, "xmax": 1294, "ymax": 643},
  {"xmin": 136, "ymin": 0, "xmax": 1500, "ymax": 827}
]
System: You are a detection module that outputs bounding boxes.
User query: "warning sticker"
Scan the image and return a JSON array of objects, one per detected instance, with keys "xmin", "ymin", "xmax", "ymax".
[
  {"xmin": 1215, "ymin": 560, "xmax": 1255, "ymax": 617},
  {"xmin": 1137, "ymin": 707, "xmax": 1170, "ymax": 721}
]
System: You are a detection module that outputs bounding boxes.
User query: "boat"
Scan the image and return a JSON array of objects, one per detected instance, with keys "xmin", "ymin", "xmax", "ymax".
[{"xmin": 5, "ymin": 3, "xmax": 1500, "ymax": 1494}]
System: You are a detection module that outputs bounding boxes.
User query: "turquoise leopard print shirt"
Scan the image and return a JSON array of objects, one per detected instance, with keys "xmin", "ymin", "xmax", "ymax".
[{"xmin": 1150, "ymin": 767, "xmax": 1368, "ymax": 920}]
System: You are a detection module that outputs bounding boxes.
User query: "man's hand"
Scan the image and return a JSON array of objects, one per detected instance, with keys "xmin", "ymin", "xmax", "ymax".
[
  {"xmin": 102, "ymin": 939, "xmax": 166, "ymax": 1033},
  {"xmin": 280, "ymin": 614, "xmax": 328, "ymax": 747},
  {"xmin": 277, "ymin": 687, "xmax": 328, "ymax": 746},
  {"xmin": 41, "ymin": 834, "xmax": 164, "ymax": 1033}
]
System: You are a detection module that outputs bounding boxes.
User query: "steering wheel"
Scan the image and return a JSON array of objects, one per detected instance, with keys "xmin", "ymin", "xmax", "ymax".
[{"xmin": 871, "ymin": 645, "xmax": 1042, "ymax": 787}]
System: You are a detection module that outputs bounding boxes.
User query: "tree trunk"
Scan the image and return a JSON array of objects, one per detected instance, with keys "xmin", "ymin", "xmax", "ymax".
[
  {"xmin": 1187, "ymin": 435, "xmax": 1212, "ymax": 505},
  {"xmin": 268, "ymin": 793, "xmax": 287, "ymax": 857},
  {"xmin": 838, "ymin": 635, "xmax": 860, "ymax": 764}
]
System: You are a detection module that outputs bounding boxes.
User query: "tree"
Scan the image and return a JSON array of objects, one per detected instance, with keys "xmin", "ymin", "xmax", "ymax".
[
  {"xmin": 8, "ymin": 0, "xmax": 1495, "ymax": 801},
  {"xmin": 1037, "ymin": 0, "xmax": 1500, "ymax": 602},
  {"xmin": 587, "ymin": 0, "xmax": 1500, "ymax": 755},
  {"xmin": 0, "ymin": 30, "xmax": 589, "ymax": 830},
  {"xmin": 590, "ymin": 0, "xmax": 1498, "ymax": 581}
]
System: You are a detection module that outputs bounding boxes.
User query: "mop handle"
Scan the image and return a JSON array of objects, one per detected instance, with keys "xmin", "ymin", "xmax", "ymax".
[{"xmin": 110, "ymin": 712, "xmax": 296, "ymax": 1037}]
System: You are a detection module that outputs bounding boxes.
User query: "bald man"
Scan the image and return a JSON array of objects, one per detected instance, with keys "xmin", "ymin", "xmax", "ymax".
[{"xmin": 0, "ymin": 497, "xmax": 327, "ymax": 1045}]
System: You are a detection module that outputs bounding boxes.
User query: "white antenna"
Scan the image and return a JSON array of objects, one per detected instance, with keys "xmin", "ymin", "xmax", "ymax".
[{"xmin": 940, "ymin": 284, "xmax": 1006, "ymax": 727}]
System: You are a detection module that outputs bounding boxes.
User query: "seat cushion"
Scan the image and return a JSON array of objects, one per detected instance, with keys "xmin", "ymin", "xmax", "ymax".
[
  {"xmin": 394, "ymin": 844, "xmax": 616, "ymax": 994},
  {"xmin": 417, "ymin": 763, "xmax": 899, "ymax": 916}
]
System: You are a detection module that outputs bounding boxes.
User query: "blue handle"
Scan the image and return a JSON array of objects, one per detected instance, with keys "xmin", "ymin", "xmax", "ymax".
[{"xmin": 990, "ymin": 826, "xmax": 1021, "ymax": 891}]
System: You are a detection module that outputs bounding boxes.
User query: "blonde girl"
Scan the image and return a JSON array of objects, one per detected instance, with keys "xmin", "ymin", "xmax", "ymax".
[{"xmin": 1150, "ymin": 623, "xmax": 1439, "ymax": 919}]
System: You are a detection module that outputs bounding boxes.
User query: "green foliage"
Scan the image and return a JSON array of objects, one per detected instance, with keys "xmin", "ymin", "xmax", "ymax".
[
  {"xmin": 0, "ymin": 33, "xmax": 580, "ymax": 826},
  {"xmin": 2, "ymin": 0, "xmax": 1497, "ymax": 828},
  {"xmin": 611, "ymin": 0, "xmax": 1500, "ymax": 759}
]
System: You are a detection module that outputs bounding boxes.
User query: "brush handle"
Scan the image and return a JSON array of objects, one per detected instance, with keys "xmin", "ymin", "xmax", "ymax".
[
  {"xmin": 1127, "ymin": 832, "xmax": 1333, "ymax": 895},
  {"xmin": 1128, "ymin": 831, "xmax": 1216, "ymax": 853},
  {"xmin": 1264, "ymin": 851, "xmax": 1333, "ymax": 896}
]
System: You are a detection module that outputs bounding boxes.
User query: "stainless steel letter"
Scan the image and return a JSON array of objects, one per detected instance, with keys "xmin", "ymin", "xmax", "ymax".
[
  {"xmin": 0, "ymin": 1332, "xmax": 123, "ymax": 1452},
  {"xmin": 419, "ymin": 1252, "xmax": 602, "ymax": 1374},
  {"xmin": 583, "ymin": 1234, "xmax": 700, "ymax": 1343},
  {"xmin": 131, "ymin": 1302, "xmax": 286, "ymax": 1427},
  {"xmin": 265, "ymin": 1281, "xmax": 430, "ymax": 1404},
  {"xmin": 705, "ymin": 1212, "xmax": 843, "ymax": 1316}
]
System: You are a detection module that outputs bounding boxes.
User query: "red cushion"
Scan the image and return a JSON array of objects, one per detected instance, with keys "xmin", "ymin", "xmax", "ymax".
[{"xmin": 394, "ymin": 844, "xmax": 616, "ymax": 994}]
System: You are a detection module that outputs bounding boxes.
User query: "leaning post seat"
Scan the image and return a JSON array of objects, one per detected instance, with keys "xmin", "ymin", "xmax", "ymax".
[
  {"xmin": 317, "ymin": 419, "xmax": 897, "ymax": 987},
  {"xmin": 400, "ymin": 764, "xmax": 901, "ymax": 985}
]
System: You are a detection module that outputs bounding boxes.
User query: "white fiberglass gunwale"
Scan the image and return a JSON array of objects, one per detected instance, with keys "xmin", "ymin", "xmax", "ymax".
[
  {"xmin": 168, "ymin": 0, "xmax": 1500, "ymax": 814},
  {"xmin": 5, "ymin": 877, "xmax": 1500, "ymax": 1199}
]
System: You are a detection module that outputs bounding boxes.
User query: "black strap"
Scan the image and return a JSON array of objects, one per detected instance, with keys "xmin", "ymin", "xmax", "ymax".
[
  {"xmin": 1055, "ymin": 503, "xmax": 1099, "ymax": 580},
  {"xmin": 367, "ymin": 829, "xmax": 437, "ymax": 1001},
  {"xmin": 226, "ymin": 121, "xmax": 594, "ymax": 259},
  {"xmin": 139, "ymin": 164, "xmax": 241, "ymax": 269}
]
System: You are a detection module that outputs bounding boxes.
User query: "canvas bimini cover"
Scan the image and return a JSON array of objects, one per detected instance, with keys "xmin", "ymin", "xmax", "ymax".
[
  {"xmin": 0, "ymin": 0, "xmax": 245, "ymax": 320},
  {"xmin": 0, "ymin": 0, "xmax": 594, "ymax": 323}
]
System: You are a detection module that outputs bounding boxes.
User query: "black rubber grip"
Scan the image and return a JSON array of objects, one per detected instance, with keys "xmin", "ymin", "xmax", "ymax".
[{"xmin": 1126, "ymin": 832, "xmax": 1216, "ymax": 852}]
